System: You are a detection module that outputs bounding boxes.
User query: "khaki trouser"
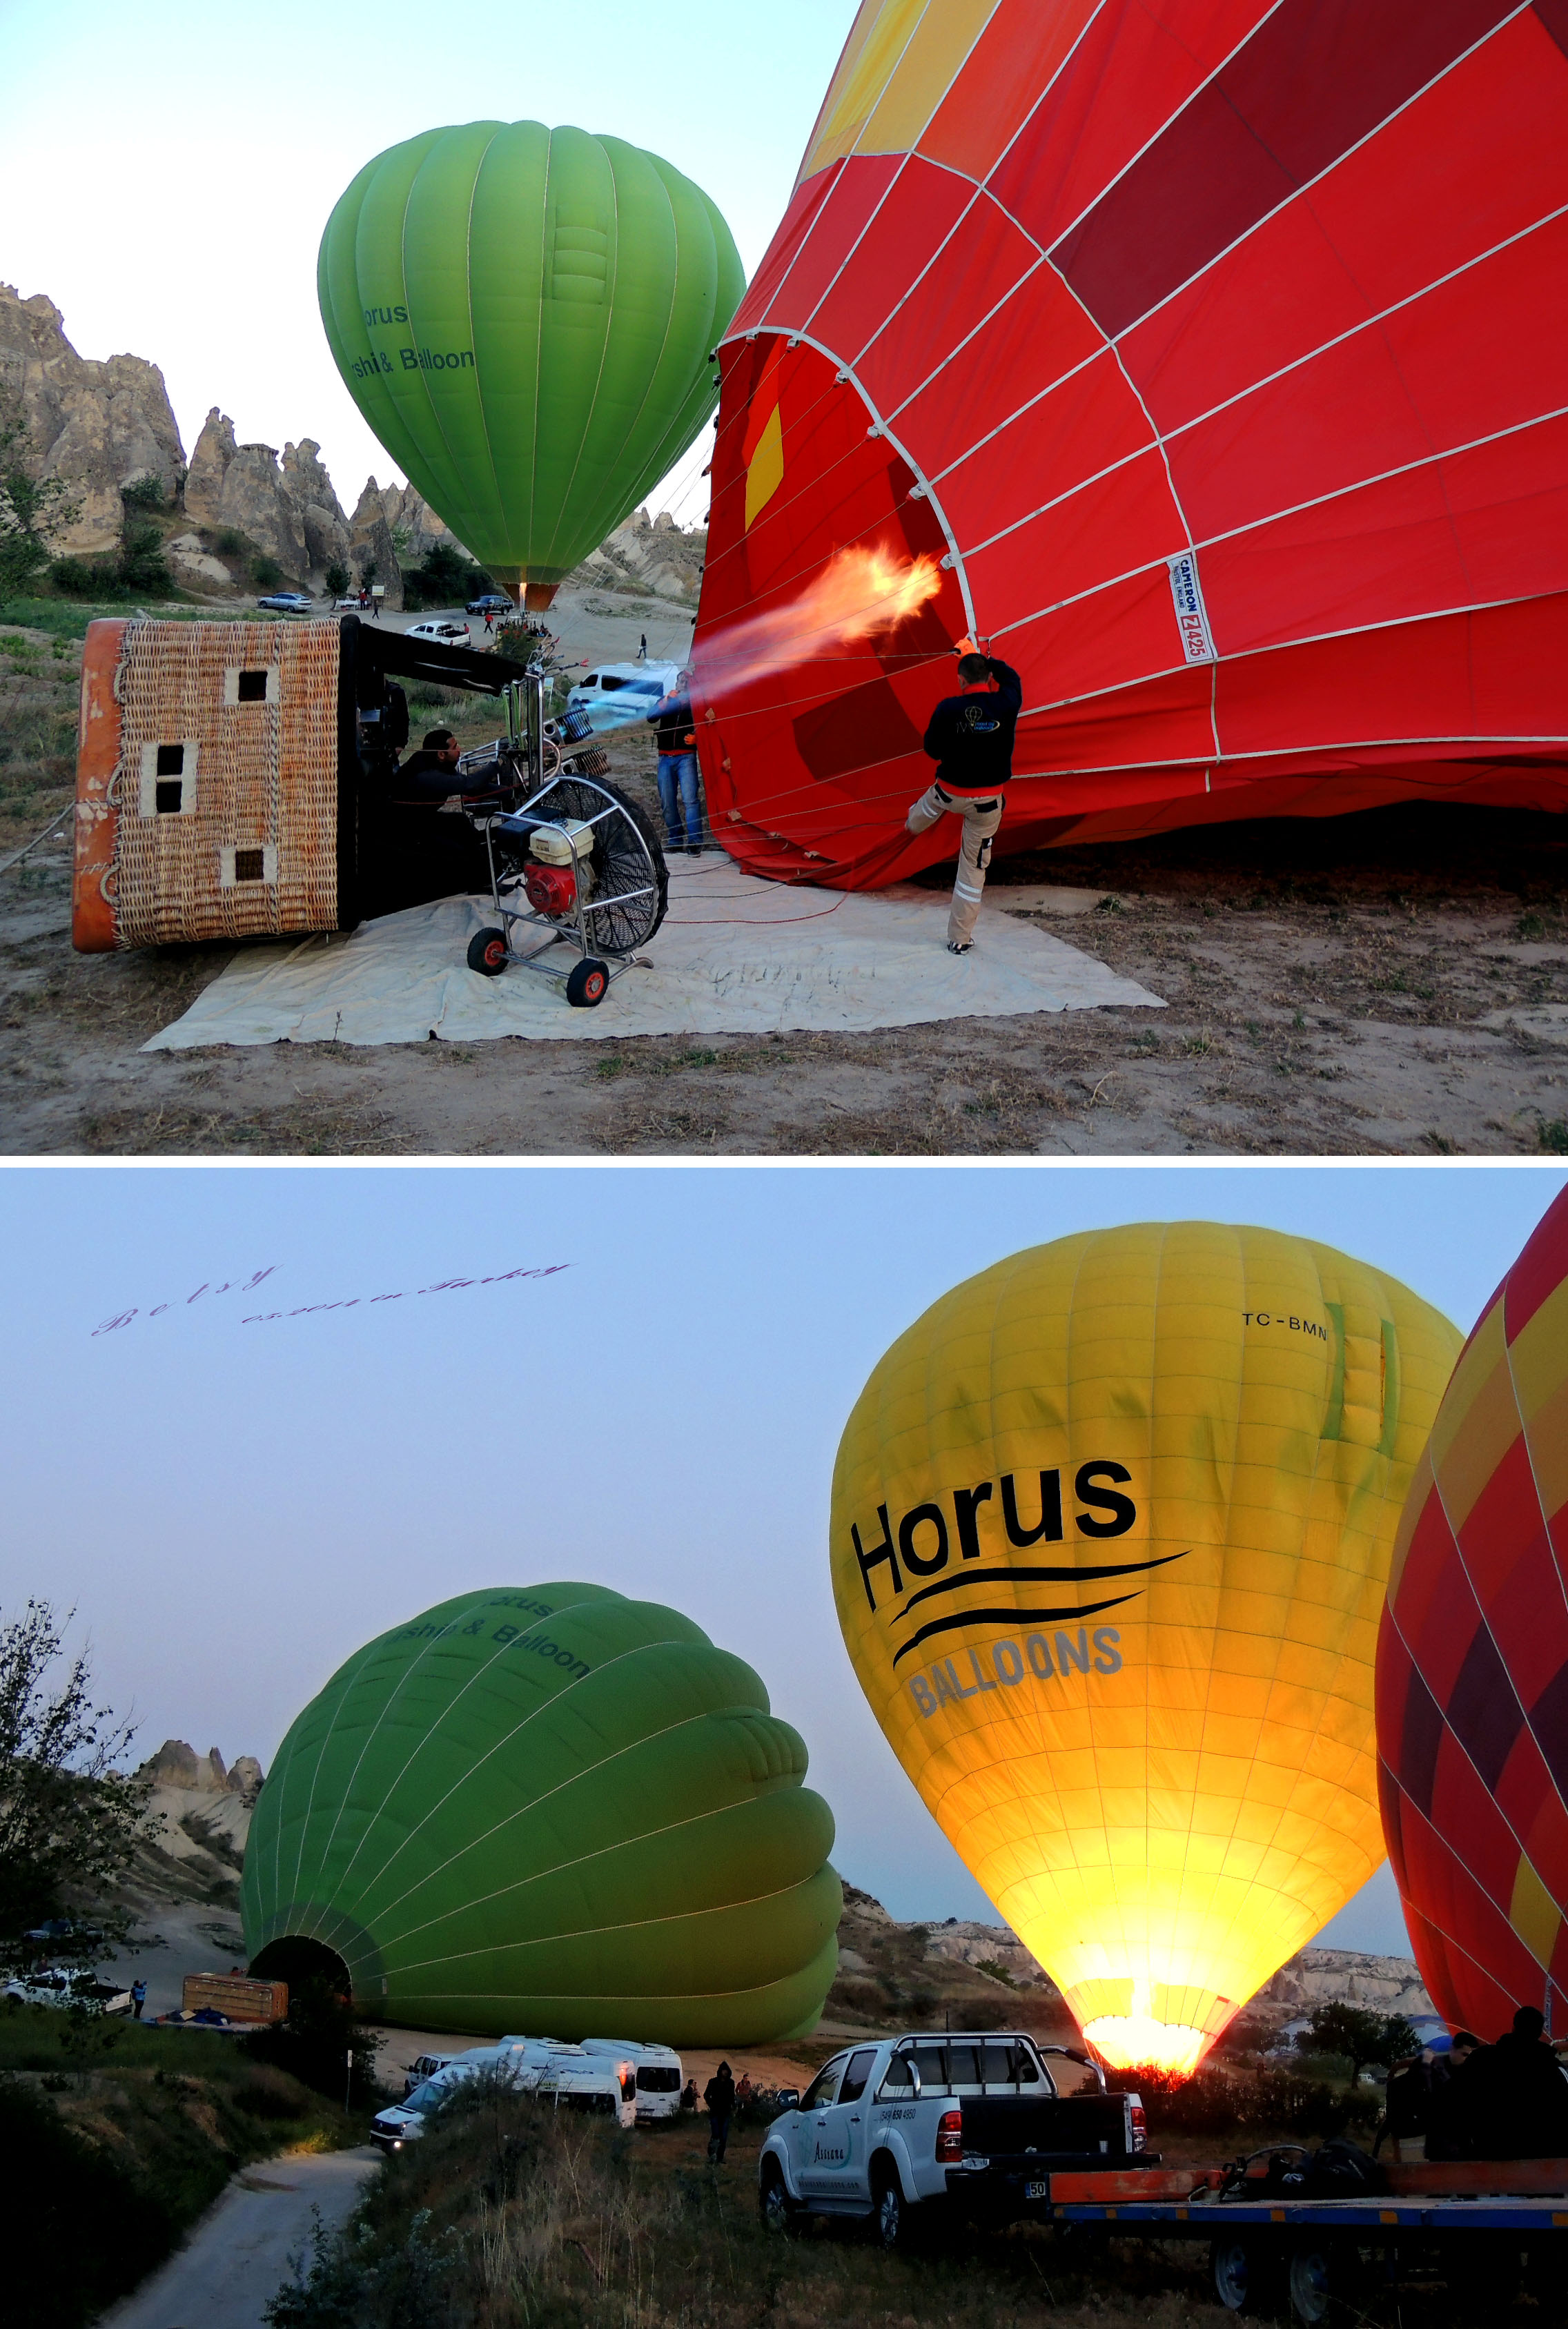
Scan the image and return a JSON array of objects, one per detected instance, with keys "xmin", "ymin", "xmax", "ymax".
[{"xmin": 905, "ymin": 782, "xmax": 1003, "ymax": 946}]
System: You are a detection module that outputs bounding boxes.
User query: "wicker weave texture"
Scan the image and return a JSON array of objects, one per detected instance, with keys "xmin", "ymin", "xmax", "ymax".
[{"xmin": 112, "ymin": 620, "xmax": 342, "ymax": 947}]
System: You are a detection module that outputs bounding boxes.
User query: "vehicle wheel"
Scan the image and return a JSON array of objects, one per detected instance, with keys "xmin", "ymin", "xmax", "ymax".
[
  {"xmin": 871, "ymin": 2161, "xmax": 925, "ymax": 2252},
  {"xmin": 467, "ymin": 927, "xmax": 509, "ymax": 976},
  {"xmin": 1213, "ymin": 2235, "xmax": 1285, "ymax": 2315},
  {"xmin": 1287, "ymin": 2243, "xmax": 1355, "ymax": 2327},
  {"xmin": 566, "ymin": 956, "xmax": 609, "ymax": 1008},
  {"xmin": 758, "ymin": 2166, "xmax": 798, "ymax": 2235}
]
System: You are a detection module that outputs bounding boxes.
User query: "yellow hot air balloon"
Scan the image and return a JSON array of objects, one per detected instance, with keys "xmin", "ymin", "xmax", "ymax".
[{"xmin": 830, "ymin": 1221, "xmax": 1461, "ymax": 2076}]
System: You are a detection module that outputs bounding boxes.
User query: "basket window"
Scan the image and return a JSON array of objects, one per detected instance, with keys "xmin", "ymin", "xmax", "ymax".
[
  {"xmin": 154, "ymin": 780, "xmax": 184, "ymax": 814},
  {"xmin": 233, "ymin": 847, "xmax": 266, "ymax": 882},
  {"xmin": 155, "ymin": 743, "xmax": 185, "ymax": 776},
  {"xmin": 236, "ymin": 669, "xmax": 268, "ymax": 702}
]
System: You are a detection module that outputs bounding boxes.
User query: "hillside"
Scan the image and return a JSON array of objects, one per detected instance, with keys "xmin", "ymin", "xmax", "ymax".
[
  {"xmin": 0, "ymin": 280, "xmax": 706, "ymax": 610},
  {"xmin": 116, "ymin": 1746, "xmax": 1432, "ymax": 2041}
]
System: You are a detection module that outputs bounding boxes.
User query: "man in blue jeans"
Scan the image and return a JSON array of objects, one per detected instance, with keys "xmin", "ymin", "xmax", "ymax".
[{"xmin": 647, "ymin": 667, "xmax": 703, "ymax": 854}]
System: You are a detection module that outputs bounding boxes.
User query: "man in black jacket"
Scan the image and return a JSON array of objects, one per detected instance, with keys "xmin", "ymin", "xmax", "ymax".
[{"xmin": 906, "ymin": 647, "xmax": 1023, "ymax": 951}]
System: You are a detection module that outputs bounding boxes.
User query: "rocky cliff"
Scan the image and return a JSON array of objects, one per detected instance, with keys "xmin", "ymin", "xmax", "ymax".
[
  {"xmin": 2, "ymin": 282, "xmax": 705, "ymax": 603},
  {"xmin": 0, "ymin": 282, "xmax": 184, "ymax": 554}
]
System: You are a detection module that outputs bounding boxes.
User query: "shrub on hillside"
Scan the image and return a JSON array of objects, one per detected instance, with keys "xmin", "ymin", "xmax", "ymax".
[
  {"xmin": 1104, "ymin": 2060, "xmax": 1376, "ymax": 2141},
  {"xmin": 242, "ymin": 1974, "xmax": 381, "ymax": 2107},
  {"xmin": 1, "ymin": 2074, "xmax": 176, "ymax": 2329},
  {"xmin": 402, "ymin": 540, "xmax": 495, "ymax": 610}
]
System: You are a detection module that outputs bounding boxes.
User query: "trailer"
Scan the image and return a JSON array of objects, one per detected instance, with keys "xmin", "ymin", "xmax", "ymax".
[{"xmin": 1033, "ymin": 2156, "xmax": 1568, "ymax": 2323}]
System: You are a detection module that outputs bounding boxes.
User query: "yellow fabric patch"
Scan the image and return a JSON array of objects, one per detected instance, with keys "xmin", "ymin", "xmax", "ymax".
[
  {"xmin": 1509, "ymin": 1852, "xmax": 1562, "ymax": 1969},
  {"xmin": 744, "ymin": 404, "xmax": 785, "ymax": 531},
  {"xmin": 798, "ymin": 0, "xmax": 1003, "ymax": 184}
]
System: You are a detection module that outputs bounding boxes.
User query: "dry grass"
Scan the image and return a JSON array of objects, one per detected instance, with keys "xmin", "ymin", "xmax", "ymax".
[{"xmin": 276, "ymin": 2090, "xmax": 1217, "ymax": 2329}]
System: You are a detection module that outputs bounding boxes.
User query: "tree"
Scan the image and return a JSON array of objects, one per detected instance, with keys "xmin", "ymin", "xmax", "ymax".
[
  {"xmin": 0, "ymin": 392, "xmax": 81, "ymax": 598},
  {"xmin": 324, "ymin": 559, "xmax": 351, "ymax": 599},
  {"xmin": 0, "ymin": 1600, "xmax": 153, "ymax": 1974},
  {"xmin": 1296, "ymin": 2002, "xmax": 1419, "ymax": 2084}
]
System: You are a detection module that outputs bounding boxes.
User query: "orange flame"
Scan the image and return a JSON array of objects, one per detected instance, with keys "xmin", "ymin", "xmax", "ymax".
[
  {"xmin": 1084, "ymin": 2013, "xmax": 1209, "ymax": 2080},
  {"xmin": 699, "ymin": 544, "xmax": 943, "ymax": 690}
]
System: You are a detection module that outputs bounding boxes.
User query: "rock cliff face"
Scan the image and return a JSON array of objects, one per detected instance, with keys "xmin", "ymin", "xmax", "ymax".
[
  {"xmin": 348, "ymin": 479, "xmax": 406, "ymax": 610},
  {"xmin": 138, "ymin": 1738, "xmax": 264, "ymax": 1801},
  {"xmin": 574, "ymin": 506, "xmax": 705, "ymax": 602},
  {"xmin": 0, "ymin": 282, "xmax": 185, "ymax": 554}
]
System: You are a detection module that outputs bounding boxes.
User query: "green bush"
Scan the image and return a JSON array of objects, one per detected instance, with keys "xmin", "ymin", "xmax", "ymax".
[
  {"xmin": 251, "ymin": 553, "xmax": 284, "ymax": 590},
  {"xmin": 1105, "ymin": 2060, "xmax": 1376, "ymax": 2141},
  {"xmin": 120, "ymin": 473, "xmax": 166, "ymax": 512},
  {"xmin": 402, "ymin": 540, "xmax": 494, "ymax": 611},
  {"xmin": 0, "ymin": 2075, "xmax": 176, "ymax": 2329},
  {"xmin": 324, "ymin": 559, "xmax": 351, "ymax": 599},
  {"xmin": 241, "ymin": 1976, "xmax": 380, "ymax": 2108}
]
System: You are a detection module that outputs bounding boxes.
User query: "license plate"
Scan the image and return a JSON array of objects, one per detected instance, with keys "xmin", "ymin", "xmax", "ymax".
[{"xmin": 1026, "ymin": 2180, "xmax": 1049, "ymax": 2201}]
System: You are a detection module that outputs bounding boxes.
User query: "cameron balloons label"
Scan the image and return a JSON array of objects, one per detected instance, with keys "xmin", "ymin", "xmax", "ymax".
[{"xmin": 1166, "ymin": 551, "xmax": 1216, "ymax": 665}]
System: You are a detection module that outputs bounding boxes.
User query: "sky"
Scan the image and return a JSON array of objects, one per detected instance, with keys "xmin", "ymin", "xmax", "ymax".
[
  {"xmin": 0, "ymin": 0, "xmax": 860, "ymax": 526},
  {"xmin": 1, "ymin": 1160, "xmax": 1561, "ymax": 1958}
]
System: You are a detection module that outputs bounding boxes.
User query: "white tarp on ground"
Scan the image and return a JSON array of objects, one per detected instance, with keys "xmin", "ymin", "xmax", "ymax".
[{"xmin": 143, "ymin": 856, "xmax": 1163, "ymax": 1049}]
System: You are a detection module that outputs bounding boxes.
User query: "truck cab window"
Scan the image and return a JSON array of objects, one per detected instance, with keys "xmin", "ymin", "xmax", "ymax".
[
  {"xmin": 839, "ymin": 2049, "xmax": 878, "ymax": 2105},
  {"xmin": 800, "ymin": 2060, "xmax": 843, "ymax": 2113},
  {"xmin": 877, "ymin": 2053, "xmax": 917, "ymax": 2097}
]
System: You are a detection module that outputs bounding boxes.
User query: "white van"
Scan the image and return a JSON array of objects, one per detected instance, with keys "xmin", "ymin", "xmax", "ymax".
[
  {"xmin": 579, "ymin": 2038, "xmax": 683, "ymax": 2123},
  {"xmin": 369, "ymin": 2038, "xmax": 634, "ymax": 2152},
  {"xmin": 566, "ymin": 663, "xmax": 681, "ymax": 731}
]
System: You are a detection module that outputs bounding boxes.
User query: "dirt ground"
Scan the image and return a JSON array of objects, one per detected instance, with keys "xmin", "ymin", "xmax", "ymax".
[{"xmin": 7, "ymin": 618, "xmax": 1568, "ymax": 1155}]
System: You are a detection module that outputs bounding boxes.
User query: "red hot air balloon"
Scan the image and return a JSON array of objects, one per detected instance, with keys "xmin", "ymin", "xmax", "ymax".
[
  {"xmin": 1377, "ymin": 1188, "xmax": 1568, "ymax": 2041},
  {"xmin": 693, "ymin": 1, "xmax": 1568, "ymax": 889}
]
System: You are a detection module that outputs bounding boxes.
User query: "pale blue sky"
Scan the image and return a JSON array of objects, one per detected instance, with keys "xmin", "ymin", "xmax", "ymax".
[
  {"xmin": 1, "ymin": 1162, "xmax": 1560, "ymax": 1952},
  {"xmin": 0, "ymin": 1, "xmax": 859, "ymax": 523}
]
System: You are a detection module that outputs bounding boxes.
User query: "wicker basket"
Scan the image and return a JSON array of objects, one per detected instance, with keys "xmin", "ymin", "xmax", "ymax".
[{"xmin": 74, "ymin": 618, "xmax": 346, "ymax": 951}]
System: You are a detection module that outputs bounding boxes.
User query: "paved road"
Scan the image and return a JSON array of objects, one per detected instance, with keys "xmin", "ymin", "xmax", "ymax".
[{"xmin": 99, "ymin": 2148, "xmax": 380, "ymax": 2329}]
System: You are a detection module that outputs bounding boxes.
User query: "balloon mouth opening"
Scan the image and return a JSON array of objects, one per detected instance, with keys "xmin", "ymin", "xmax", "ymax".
[{"xmin": 1082, "ymin": 2013, "xmax": 1208, "ymax": 2079}]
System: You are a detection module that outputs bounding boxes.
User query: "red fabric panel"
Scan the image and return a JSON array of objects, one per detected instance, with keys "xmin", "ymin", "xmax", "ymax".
[
  {"xmin": 853, "ymin": 191, "xmax": 1041, "ymax": 424},
  {"xmin": 1413, "ymin": 424, "xmax": 1568, "ymax": 611},
  {"xmin": 760, "ymin": 154, "xmax": 899, "ymax": 328},
  {"xmin": 987, "ymin": 1, "xmax": 1266, "ymax": 256},
  {"xmin": 965, "ymin": 449, "xmax": 1184, "ymax": 637},
  {"xmin": 1167, "ymin": 330, "xmax": 1435, "ymax": 544},
  {"xmin": 806, "ymin": 159, "xmax": 972, "ymax": 360},
  {"xmin": 1121, "ymin": 197, "xmax": 1374, "ymax": 438},
  {"xmin": 1215, "ymin": 600, "xmax": 1484, "ymax": 756},
  {"xmin": 1455, "ymin": 1432, "xmax": 1538, "ymax": 1604},
  {"xmin": 1498, "ymin": 1727, "xmax": 1568, "ymax": 1865},
  {"xmin": 934, "ymin": 349, "xmax": 1153, "ymax": 556},
  {"xmin": 1539, "ymin": 0, "xmax": 1568, "ymax": 57},
  {"xmin": 1430, "ymin": 1738, "xmax": 1523, "ymax": 1905},
  {"xmin": 996, "ymin": 569, "xmax": 1191, "ymax": 717},
  {"xmin": 1468, "ymin": 592, "xmax": 1568, "ymax": 738},
  {"xmin": 1051, "ymin": 0, "xmax": 1520, "ymax": 340},
  {"xmin": 1122, "ymin": 14, "xmax": 1568, "ymax": 435},
  {"xmin": 1021, "ymin": 660, "xmax": 1218, "ymax": 777},
  {"xmin": 1304, "ymin": 13, "xmax": 1568, "ymax": 315},
  {"xmin": 1203, "ymin": 468, "xmax": 1472, "ymax": 665},
  {"xmin": 1389, "ymin": 1491, "xmax": 1462, "ymax": 1667},
  {"xmin": 1382, "ymin": 218, "xmax": 1568, "ymax": 452},
  {"xmin": 1474, "ymin": 1526, "xmax": 1568, "ymax": 1713},
  {"xmin": 1520, "ymin": 1774, "xmax": 1568, "ymax": 1898},
  {"xmin": 732, "ymin": 168, "xmax": 840, "ymax": 336},
  {"xmin": 921, "ymin": 0, "xmax": 1102, "ymax": 184},
  {"xmin": 1503, "ymin": 1190, "xmax": 1568, "ymax": 1340},
  {"xmin": 891, "ymin": 257, "xmax": 1100, "ymax": 478}
]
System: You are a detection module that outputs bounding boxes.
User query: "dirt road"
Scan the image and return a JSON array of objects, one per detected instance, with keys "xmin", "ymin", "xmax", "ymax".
[{"xmin": 97, "ymin": 2146, "xmax": 379, "ymax": 2329}]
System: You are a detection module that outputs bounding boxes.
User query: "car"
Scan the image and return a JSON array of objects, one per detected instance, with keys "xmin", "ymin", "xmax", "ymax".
[
  {"xmin": 4, "ymin": 1965, "xmax": 131, "ymax": 2014},
  {"xmin": 466, "ymin": 592, "xmax": 511, "ymax": 615},
  {"xmin": 335, "ymin": 595, "xmax": 364, "ymax": 610},
  {"xmin": 566, "ymin": 662, "xmax": 681, "ymax": 732},
  {"xmin": 255, "ymin": 591, "xmax": 314, "ymax": 614},
  {"xmin": 402, "ymin": 2050, "xmax": 458, "ymax": 2098},
  {"xmin": 756, "ymin": 2030, "xmax": 1146, "ymax": 2248},
  {"xmin": 406, "ymin": 618, "xmax": 472, "ymax": 645}
]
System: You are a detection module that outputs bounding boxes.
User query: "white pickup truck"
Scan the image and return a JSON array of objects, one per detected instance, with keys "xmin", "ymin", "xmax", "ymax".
[{"xmin": 758, "ymin": 2032, "xmax": 1148, "ymax": 2248}]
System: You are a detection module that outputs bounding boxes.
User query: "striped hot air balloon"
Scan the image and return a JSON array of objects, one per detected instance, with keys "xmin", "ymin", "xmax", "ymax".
[
  {"xmin": 242, "ymin": 1584, "xmax": 840, "ymax": 2043},
  {"xmin": 694, "ymin": 1, "xmax": 1568, "ymax": 887},
  {"xmin": 830, "ymin": 1221, "xmax": 1460, "ymax": 2075},
  {"xmin": 1378, "ymin": 1190, "xmax": 1568, "ymax": 2041}
]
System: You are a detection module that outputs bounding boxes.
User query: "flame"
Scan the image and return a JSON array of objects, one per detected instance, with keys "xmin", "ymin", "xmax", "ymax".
[
  {"xmin": 1083, "ymin": 2014, "xmax": 1210, "ymax": 2079},
  {"xmin": 698, "ymin": 543, "xmax": 943, "ymax": 692}
]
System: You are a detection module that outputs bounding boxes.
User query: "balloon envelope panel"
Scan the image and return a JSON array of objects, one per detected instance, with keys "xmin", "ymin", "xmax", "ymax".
[
  {"xmin": 318, "ymin": 124, "xmax": 745, "ymax": 601},
  {"xmin": 1378, "ymin": 1189, "xmax": 1568, "ymax": 2041},
  {"xmin": 242, "ymin": 1584, "xmax": 839, "ymax": 2043},
  {"xmin": 694, "ymin": 0, "xmax": 1568, "ymax": 886},
  {"xmin": 830, "ymin": 1221, "xmax": 1460, "ymax": 2072}
]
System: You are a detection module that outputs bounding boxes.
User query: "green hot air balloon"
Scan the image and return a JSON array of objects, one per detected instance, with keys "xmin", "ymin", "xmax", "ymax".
[
  {"xmin": 242, "ymin": 1583, "xmax": 839, "ymax": 2043},
  {"xmin": 318, "ymin": 122, "xmax": 744, "ymax": 610}
]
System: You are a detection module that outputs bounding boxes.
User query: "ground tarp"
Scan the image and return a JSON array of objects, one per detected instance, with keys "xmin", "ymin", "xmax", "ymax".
[{"xmin": 143, "ymin": 857, "xmax": 1163, "ymax": 1048}]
